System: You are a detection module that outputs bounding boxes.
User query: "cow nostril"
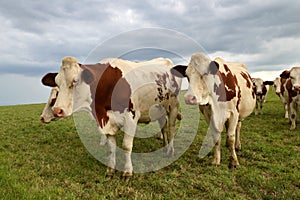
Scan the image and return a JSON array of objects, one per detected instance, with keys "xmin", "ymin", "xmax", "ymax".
[
  {"xmin": 53, "ymin": 108, "xmax": 64, "ymax": 117},
  {"xmin": 40, "ymin": 116, "xmax": 45, "ymax": 122}
]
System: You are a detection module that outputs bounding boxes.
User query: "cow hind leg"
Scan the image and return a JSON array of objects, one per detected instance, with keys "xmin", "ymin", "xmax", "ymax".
[
  {"xmin": 165, "ymin": 107, "xmax": 178, "ymax": 158},
  {"xmin": 235, "ymin": 121, "xmax": 242, "ymax": 151}
]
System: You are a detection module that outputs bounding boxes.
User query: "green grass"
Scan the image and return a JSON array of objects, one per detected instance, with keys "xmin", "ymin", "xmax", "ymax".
[{"xmin": 0, "ymin": 87, "xmax": 299, "ymax": 199}]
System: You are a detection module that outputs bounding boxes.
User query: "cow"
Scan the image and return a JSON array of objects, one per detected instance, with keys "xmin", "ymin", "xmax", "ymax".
[
  {"xmin": 252, "ymin": 78, "xmax": 273, "ymax": 115},
  {"xmin": 280, "ymin": 67, "xmax": 300, "ymax": 130},
  {"xmin": 273, "ymin": 76, "xmax": 289, "ymax": 118},
  {"xmin": 40, "ymin": 86, "xmax": 59, "ymax": 123},
  {"xmin": 41, "ymin": 57, "xmax": 182, "ymax": 180},
  {"xmin": 172, "ymin": 53, "xmax": 256, "ymax": 168}
]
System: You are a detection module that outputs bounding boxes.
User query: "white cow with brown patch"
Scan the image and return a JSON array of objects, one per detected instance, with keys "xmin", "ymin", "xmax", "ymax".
[
  {"xmin": 252, "ymin": 78, "xmax": 273, "ymax": 115},
  {"xmin": 172, "ymin": 53, "xmax": 256, "ymax": 168},
  {"xmin": 280, "ymin": 67, "xmax": 300, "ymax": 130},
  {"xmin": 41, "ymin": 57, "xmax": 182, "ymax": 180},
  {"xmin": 273, "ymin": 76, "xmax": 289, "ymax": 118}
]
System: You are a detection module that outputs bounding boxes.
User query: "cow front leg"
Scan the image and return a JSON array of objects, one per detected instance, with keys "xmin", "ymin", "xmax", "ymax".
[
  {"xmin": 255, "ymin": 100, "xmax": 259, "ymax": 115},
  {"xmin": 227, "ymin": 117, "xmax": 240, "ymax": 168},
  {"xmin": 122, "ymin": 133, "xmax": 134, "ymax": 181},
  {"xmin": 212, "ymin": 135, "xmax": 221, "ymax": 166},
  {"xmin": 284, "ymin": 103, "xmax": 289, "ymax": 119},
  {"xmin": 289, "ymin": 102, "xmax": 297, "ymax": 130},
  {"xmin": 260, "ymin": 99, "xmax": 263, "ymax": 115},
  {"xmin": 165, "ymin": 106, "xmax": 178, "ymax": 158},
  {"xmin": 106, "ymin": 135, "xmax": 116, "ymax": 177}
]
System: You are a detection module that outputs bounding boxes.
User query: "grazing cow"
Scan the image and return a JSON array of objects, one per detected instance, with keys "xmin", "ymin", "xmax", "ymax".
[
  {"xmin": 280, "ymin": 67, "xmax": 300, "ymax": 130},
  {"xmin": 172, "ymin": 53, "xmax": 256, "ymax": 168},
  {"xmin": 41, "ymin": 57, "xmax": 182, "ymax": 180},
  {"xmin": 252, "ymin": 78, "xmax": 273, "ymax": 115},
  {"xmin": 40, "ymin": 86, "xmax": 59, "ymax": 123},
  {"xmin": 273, "ymin": 76, "xmax": 289, "ymax": 118}
]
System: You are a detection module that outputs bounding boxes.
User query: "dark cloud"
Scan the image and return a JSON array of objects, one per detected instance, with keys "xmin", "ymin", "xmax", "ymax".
[{"xmin": 1, "ymin": 0, "xmax": 300, "ymax": 105}]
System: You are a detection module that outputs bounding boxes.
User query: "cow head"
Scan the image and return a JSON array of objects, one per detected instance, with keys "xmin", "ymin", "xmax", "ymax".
[
  {"xmin": 282, "ymin": 67, "xmax": 300, "ymax": 91},
  {"xmin": 40, "ymin": 87, "xmax": 59, "ymax": 123},
  {"xmin": 41, "ymin": 57, "xmax": 91, "ymax": 118},
  {"xmin": 172, "ymin": 53, "xmax": 212, "ymax": 105},
  {"xmin": 273, "ymin": 77, "xmax": 281, "ymax": 96}
]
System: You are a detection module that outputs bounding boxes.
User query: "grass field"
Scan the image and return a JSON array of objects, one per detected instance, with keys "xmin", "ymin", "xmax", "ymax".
[{"xmin": 0, "ymin": 87, "xmax": 299, "ymax": 199}]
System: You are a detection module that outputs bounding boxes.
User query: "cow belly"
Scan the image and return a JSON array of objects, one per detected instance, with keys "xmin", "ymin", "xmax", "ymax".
[
  {"xmin": 238, "ymin": 90, "xmax": 256, "ymax": 119},
  {"xmin": 132, "ymin": 86, "xmax": 178, "ymax": 123}
]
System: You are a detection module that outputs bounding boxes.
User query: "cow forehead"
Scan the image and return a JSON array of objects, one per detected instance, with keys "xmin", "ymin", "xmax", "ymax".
[
  {"xmin": 290, "ymin": 67, "xmax": 300, "ymax": 77},
  {"xmin": 253, "ymin": 78, "xmax": 263, "ymax": 85},
  {"xmin": 56, "ymin": 59, "xmax": 81, "ymax": 85}
]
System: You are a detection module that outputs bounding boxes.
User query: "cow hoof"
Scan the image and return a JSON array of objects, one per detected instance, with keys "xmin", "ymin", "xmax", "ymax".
[
  {"xmin": 228, "ymin": 160, "xmax": 240, "ymax": 169},
  {"xmin": 235, "ymin": 145, "xmax": 241, "ymax": 151},
  {"xmin": 106, "ymin": 167, "xmax": 115, "ymax": 178},
  {"xmin": 212, "ymin": 160, "xmax": 221, "ymax": 166},
  {"xmin": 121, "ymin": 172, "xmax": 132, "ymax": 183}
]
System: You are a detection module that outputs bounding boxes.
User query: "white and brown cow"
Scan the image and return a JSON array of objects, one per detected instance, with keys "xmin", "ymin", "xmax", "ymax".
[
  {"xmin": 41, "ymin": 57, "xmax": 182, "ymax": 179},
  {"xmin": 280, "ymin": 67, "xmax": 300, "ymax": 130},
  {"xmin": 252, "ymin": 78, "xmax": 273, "ymax": 115},
  {"xmin": 40, "ymin": 86, "xmax": 59, "ymax": 123},
  {"xmin": 172, "ymin": 53, "xmax": 256, "ymax": 168},
  {"xmin": 273, "ymin": 75, "xmax": 289, "ymax": 118}
]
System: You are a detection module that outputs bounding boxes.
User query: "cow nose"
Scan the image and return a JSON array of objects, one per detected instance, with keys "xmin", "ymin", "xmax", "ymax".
[
  {"xmin": 40, "ymin": 116, "xmax": 45, "ymax": 123},
  {"xmin": 184, "ymin": 95, "xmax": 197, "ymax": 105},
  {"xmin": 53, "ymin": 107, "xmax": 64, "ymax": 117},
  {"xmin": 276, "ymin": 91, "xmax": 280, "ymax": 96},
  {"xmin": 257, "ymin": 91, "xmax": 262, "ymax": 94},
  {"xmin": 294, "ymin": 85, "xmax": 300, "ymax": 91}
]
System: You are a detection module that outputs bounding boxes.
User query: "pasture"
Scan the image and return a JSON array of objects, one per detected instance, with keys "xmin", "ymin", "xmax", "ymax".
[{"xmin": 0, "ymin": 87, "xmax": 299, "ymax": 199}]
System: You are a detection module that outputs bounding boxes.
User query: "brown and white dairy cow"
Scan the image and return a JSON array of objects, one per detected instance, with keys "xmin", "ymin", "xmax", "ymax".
[
  {"xmin": 41, "ymin": 57, "xmax": 182, "ymax": 179},
  {"xmin": 273, "ymin": 76, "xmax": 289, "ymax": 118},
  {"xmin": 172, "ymin": 53, "xmax": 255, "ymax": 168},
  {"xmin": 280, "ymin": 67, "xmax": 300, "ymax": 130},
  {"xmin": 40, "ymin": 86, "xmax": 59, "ymax": 123},
  {"xmin": 252, "ymin": 78, "xmax": 273, "ymax": 115}
]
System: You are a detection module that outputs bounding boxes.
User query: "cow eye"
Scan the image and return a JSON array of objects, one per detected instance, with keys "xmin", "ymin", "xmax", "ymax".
[{"xmin": 72, "ymin": 79, "xmax": 79, "ymax": 86}]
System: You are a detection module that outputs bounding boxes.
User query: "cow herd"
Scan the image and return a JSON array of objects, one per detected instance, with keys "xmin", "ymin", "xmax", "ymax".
[{"xmin": 39, "ymin": 52, "xmax": 299, "ymax": 180}]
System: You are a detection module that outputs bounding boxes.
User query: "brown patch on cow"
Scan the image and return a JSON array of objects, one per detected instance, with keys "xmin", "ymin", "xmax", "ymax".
[
  {"xmin": 155, "ymin": 73, "xmax": 172, "ymax": 102},
  {"xmin": 80, "ymin": 64, "xmax": 133, "ymax": 128},
  {"xmin": 240, "ymin": 72, "xmax": 252, "ymax": 88},
  {"xmin": 285, "ymin": 79, "xmax": 298, "ymax": 104},
  {"xmin": 236, "ymin": 86, "xmax": 241, "ymax": 112},
  {"xmin": 214, "ymin": 64, "xmax": 238, "ymax": 102},
  {"xmin": 50, "ymin": 91, "xmax": 58, "ymax": 107},
  {"xmin": 280, "ymin": 78, "xmax": 287, "ymax": 96}
]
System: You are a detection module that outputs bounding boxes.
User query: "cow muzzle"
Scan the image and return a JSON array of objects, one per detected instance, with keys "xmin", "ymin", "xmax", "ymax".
[
  {"xmin": 53, "ymin": 107, "xmax": 65, "ymax": 117},
  {"xmin": 293, "ymin": 85, "xmax": 300, "ymax": 91},
  {"xmin": 184, "ymin": 94, "xmax": 197, "ymax": 105}
]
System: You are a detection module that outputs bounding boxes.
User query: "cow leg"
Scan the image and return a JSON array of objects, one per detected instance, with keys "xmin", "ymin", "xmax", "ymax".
[
  {"xmin": 227, "ymin": 116, "xmax": 240, "ymax": 168},
  {"xmin": 212, "ymin": 130, "xmax": 221, "ymax": 166},
  {"xmin": 235, "ymin": 121, "xmax": 242, "ymax": 151},
  {"xmin": 284, "ymin": 103, "xmax": 289, "ymax": 119},
  {"xmin": 255, "ymin": 100, "xmax": 259, "ymax": 115},
  {"xmin": 260, "ymin": 99, "xmax": 263, "ymax": 115},
  {"xmin": 158, "ymin": 116, "xmax": 168, "ymax": 147},
  {"xmin": 122, "ymin": 133, "xmax": 134, "ymax": 181},
  {"xmin": 290, "ymin": 102, "xmax": 297, "ymax": 130},
  {"xmin": 166, "ymin": 106, "xmax": 178, "ymax": 158},
  {"xmin": 106, "ymin": 135, "xmax": 116, "ymax": 177}
]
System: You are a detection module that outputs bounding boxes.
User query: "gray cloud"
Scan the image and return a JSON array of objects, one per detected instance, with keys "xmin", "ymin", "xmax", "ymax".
[{"xmin": 1, "ymin": 0, "xmax": 300, "ymax": 105}]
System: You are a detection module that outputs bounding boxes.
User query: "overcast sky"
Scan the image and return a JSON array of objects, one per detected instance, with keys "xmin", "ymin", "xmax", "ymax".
[{"xmin": 1, "ymin": 0, "xmax": 300, "ymax": 106}]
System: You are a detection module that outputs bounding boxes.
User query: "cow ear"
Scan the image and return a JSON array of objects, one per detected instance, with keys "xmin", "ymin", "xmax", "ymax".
[
  {"xmin": 263, "ymin": 81, "xmax": 274, "ymax": 85},
  {"xmin": 280, "ymin": 70, "xmax": 290, "ymax": 79},
  {"xmin": 81, "ymin": 69, "xmax": 94, "ymax": 84},
  {"xmin": 171, "ymin": 65, "xmax": 187, "ymax": 77},
  {"xmin": 41, "ymin": 73, "xmax": 57, "ymax": 87},
  {"xmin": 208, "ymin": 61, "xmax": 219, "ymax": 75}
]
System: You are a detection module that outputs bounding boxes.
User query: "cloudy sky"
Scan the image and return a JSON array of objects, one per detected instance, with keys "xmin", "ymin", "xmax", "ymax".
[{"xmin": 1, "ymin": 0, "xmax": 300, "ymax": 106}]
